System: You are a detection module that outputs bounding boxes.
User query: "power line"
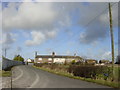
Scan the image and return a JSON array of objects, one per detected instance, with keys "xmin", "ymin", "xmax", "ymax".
[
  {"xmin": 54, "ymin": 2, "xmax": 118, "ymax": 50},
  {"xmin": 82, "ymin": 2, "xmax": 117, "ymax": 29}
]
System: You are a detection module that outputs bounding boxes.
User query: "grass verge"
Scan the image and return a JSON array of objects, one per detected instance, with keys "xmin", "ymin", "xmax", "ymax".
[
  {"xmin": 0, "ymin": 70, "xmax": 11, "ymax": 77},
  {"xmin": 0, "ymin": 66, "xmax": 14, "ymax": 77},
  {"xmin": 33, "ymin": 65, "xmax": 120, "ymax": 88}
]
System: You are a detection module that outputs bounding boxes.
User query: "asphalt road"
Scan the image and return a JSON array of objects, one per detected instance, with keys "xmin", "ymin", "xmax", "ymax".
[{"xmin": 11, "ymin": 65, "xmax": 111, "ymax": 88}]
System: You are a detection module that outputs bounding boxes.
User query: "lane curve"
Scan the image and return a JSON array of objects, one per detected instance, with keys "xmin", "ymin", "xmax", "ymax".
[{"xmin": 12, "ymin": 65, "xmax": 111, "ymax": 88}]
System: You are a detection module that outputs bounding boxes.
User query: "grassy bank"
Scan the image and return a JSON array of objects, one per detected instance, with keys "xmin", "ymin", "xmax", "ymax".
[
  {"xmin": 33, "ymin": 65, "xmax": 120, "ymax": 88},
  {"xmin": 0, "ymin": 70, "xmax": 11, "ymax": 77},
  {"xmin": 0, "ymin": 66, "xmax": 14, "ymax": 77},
  {"xmin": 114, "ymin": 66, "xmax": 120, "ymax": 81}
]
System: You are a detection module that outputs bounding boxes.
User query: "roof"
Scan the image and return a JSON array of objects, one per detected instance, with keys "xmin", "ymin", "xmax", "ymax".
[
  {"xmin": 27, "ymin": 58, "xmax": 34, "ymax": 60},
  {"xmin": 86, "ymin": 59, "xmax": 97, "ymax": 61},
  {"xmin": 99, "ymin": 60, "xmax": 110, "ymax": 62},
  {"xmin": 85, "ymin": 59, "xmax": 97, "ymax": 62},
  {"xmin": 35, "ymin": 55, "xmax": 82, "ymax": 59}
]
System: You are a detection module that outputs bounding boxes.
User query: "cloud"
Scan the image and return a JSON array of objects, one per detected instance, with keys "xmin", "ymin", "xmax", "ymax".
[
  {"xmin": 2, "ymin": 2, "xmax": 72, "ymax": 46},
  {"xmin": 45, "ymin": 48, "xmax": 53, "ymax": 54},
  {"xmin": 17, "ymin": 46, "xmax": 22, "ymax": 52},
  {"xmin": 2, "ymin": 33, "xmax": 16, "ymax": 45},
  {"xmin": 1, "ymin": 32, "xmax": 18, "ymax": 52},
  {"xmin": 79, "ymin": 22, "xmax": 108, "ymax": 44},
  {"xmin": 99, "ymin": 3, "xmax": 118, "ymax": 27},
  {"xmin": 2, "ymin": 2, "xmax": 118, "ymax": 46},
  {"xmin": 25, "ymin": 30, "xmax": 57, "ymax": 46},
  {"xmin": 79, "ymin": 2, "xmax": 118, "ymax": 44},
  {"xmin": 25, "ymin": 31, "xmax": 46, "ymax": 46},
  {"xmin": 3, "ymin": 2, "xmax": 57, "ymax": 31},
  {"xmin": 66, "ymin": 50, "xmax": 71, "ymax": 55},
  {"xmin": 101, "ymin": 51, "xmax": 111, "ymax": 60},
  {"xmin": 100, "ymin": 49, "xmax": 118, "ymax": 61},
  {"xmin": 46, "ymin": 30, "xmax": 57, "ymax": 38},
  {"xmin": 15, "ymin": 46, "xmax": 22, "ymax": 55}
]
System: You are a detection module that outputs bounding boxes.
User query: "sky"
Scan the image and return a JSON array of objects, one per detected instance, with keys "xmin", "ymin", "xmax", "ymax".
[{"xmin": 0, "ymin": 0, "xmax": 119, "ymax": 61}]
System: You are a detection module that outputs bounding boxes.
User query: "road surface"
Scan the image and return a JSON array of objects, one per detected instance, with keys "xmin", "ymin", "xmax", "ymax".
[{"xmin": 11, "ymin": 65, "xmax": 111, "ymax": 88}]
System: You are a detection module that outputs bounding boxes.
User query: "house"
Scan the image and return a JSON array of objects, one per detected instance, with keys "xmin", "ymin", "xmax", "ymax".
[
  {"xmin": 34, "ymin": 52, "xmax": 83, "ymax": 64},
  {"xmin": 99, "ymin": 60, "xmax": 110, "ymax": 64},
  {"xmin": 26, "ymin": 58, "xmax": 34, "ymax": 63},
  {"xmin": 85, "ymin": 59, "xmax": 97, "ymax": 65}
]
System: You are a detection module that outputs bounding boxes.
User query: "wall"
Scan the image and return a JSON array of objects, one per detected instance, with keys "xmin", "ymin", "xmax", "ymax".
[
  {"xmin": 35, "ymin": 57, "xmax": 83, "ymax": 64},
  {"xmin": 54, "ymin": 58, "xmax": 65, "ymax": 63},
  {"xmin": 2, "ymin": 58, "xmax": 23, "ymax": 70}
]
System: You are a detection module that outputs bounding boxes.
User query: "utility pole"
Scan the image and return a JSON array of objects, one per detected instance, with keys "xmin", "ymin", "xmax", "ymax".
[
  {"xmin": 108, "ymin": 3, "xmax": 115, "ymax": 81},
  {"xmin": 52, "ymin": 52, "xmax": 55, "ymax": 69},
  {"xmin": 5, "ymin": 48, "xmax": 6, "ymax": 57},
  {"xmin": 11, "ymin": 68, "xmax": 12, "ymax": 90}
]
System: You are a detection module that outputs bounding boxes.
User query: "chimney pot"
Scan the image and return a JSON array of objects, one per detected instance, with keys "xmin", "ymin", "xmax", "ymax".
[{"xmin": 52, "ymin": 52, "xmax": 55, "ymax": 56}]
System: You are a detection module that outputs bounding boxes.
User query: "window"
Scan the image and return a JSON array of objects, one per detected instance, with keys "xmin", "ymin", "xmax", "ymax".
[
  {"xmin": 38, "ymin": 58, "xmax": 42, "ymax": 61},
  {"xmin": 48, "ymin": 58, "xmax": 52, "ymax": 61}
]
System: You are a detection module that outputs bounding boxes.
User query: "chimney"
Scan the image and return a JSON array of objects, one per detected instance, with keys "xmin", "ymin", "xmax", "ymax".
[
  {"xmin": 35, "ymin": 51, "xmax": 37, "ymax": 57},
  {"xmin": 52, "ymin": 52, "xmax": 55, "ymax": 56}
]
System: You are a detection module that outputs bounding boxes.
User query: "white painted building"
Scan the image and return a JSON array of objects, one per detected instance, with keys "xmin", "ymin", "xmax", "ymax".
[
  {"xmin": 26, "ymin": 58, "xmax": 34, "ymax": 63},
  {"xmin": 35, "ymin": 52, "xmax": 83, "ymax": 64}
]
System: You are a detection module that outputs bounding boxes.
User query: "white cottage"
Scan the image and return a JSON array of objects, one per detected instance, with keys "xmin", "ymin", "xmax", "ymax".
[
  {"xmin": 35, "ymin": 52, "xmax": 83, "ymax": 64},
  {"xmin": 26, "ymin": 58, "xmax": 34, "ymax": 63}
]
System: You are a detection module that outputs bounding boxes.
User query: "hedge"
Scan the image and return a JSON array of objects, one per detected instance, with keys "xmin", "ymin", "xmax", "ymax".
[{"xmin": 68, "ymin": 65, "xmax": 112, "ymax": 79}]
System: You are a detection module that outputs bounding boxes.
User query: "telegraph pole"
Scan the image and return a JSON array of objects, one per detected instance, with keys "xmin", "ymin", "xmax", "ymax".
[
  {"xmin": 11, "ymin": 68, "xmax": 12, "ymax": 90},
  {"xmin": 52, "ymin": 52, "xmax": 55, "ymax": 69},
  {"xmin": 108, "ymin": 3, "xmax": 115, "ymax": 81},
  {"xmin": 4, "ymin": 48, "xmax": 7, "ymax": 57}
]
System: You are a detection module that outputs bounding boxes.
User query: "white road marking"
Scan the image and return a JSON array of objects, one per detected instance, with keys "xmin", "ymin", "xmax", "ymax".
[
  {"xmin": 12, "ymin": 67, "xmax": 23, "ymax": 82},
  {"xmin": 28, "ymin": 70, "xmax": 40, "ymax": 88}
]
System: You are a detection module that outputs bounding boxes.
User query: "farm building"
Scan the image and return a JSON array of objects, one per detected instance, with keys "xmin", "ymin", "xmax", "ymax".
[
  {"xmin": 99, "ymin": 60, "xmax": 110, "ymax": 64},
  {"xmin": 85, "ymin": 59, "xmax": 97, "ymax": 65},
  {"xmin": 34, "ymin": 52, "xmax": 83, "ymax": 64},
  {"xmin": 26, "ymin": 58, "xmax": 34, "ymax": 63}
]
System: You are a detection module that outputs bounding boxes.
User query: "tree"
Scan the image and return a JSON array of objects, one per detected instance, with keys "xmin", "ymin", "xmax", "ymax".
[
  {"xmin": 64, "ymin": 60, "xmax": 67, "ymax": 65},
  {"xmin": 76, "ymin": 60, "xmax": 83, "ymax": 65},
  {"xmin": 99, "ymin": 60, "xmax": 110, "ymax": 64},
  {"xmin": 13, "ymin": 55, "xmax": 24, "ymax": 62},
  {"xmin": 2, "ymin": 56, "xmax": 6, "ymax": 60},
  {"xmin": 71, "ymin": 60, "xmax": 76, "ymax": 65}
]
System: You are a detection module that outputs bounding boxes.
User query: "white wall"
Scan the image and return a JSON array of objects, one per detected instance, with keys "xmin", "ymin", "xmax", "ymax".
[{"xmin": 53, "ymin": 58, "xmax": 65, "ymax": 63}]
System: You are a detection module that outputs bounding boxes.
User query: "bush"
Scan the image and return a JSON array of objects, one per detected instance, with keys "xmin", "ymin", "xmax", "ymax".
[
  {"xmin": 34, "ymin": 63, "xmax": 44, "ymax": 67},
  {"xmin": 71, "ymin": 60, "xmax": 76, "ymax": 65},
  {"xmin": 67, "ymin": 65, "xmax": 76, "ymax": 73},
  {"xmin": 68, "ymin": 65, "xmax": 112, "ymax": 79},
  {"xmin": 13, "ymin": 55, "xmax": 24, "ymax": 62}
]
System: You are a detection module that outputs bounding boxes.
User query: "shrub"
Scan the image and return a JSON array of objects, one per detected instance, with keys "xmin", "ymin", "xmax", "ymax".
[
  {"xmin": 68, "ymin": 65, "xmax": 112, "ymax": 79},
  {"xmin": 34, "ymin": 63, "xmax": 44, "ymax": 67},
  {"xmin": 13, "ymin": 55, "xmax": 24, "ymax": 62},
  {"xmin": 67, "ymin": 65, "xmax": 75, "ymax": 73},
  {"xmin": 71, "ymin": 60, "xmax": 76, "ymax": 65}
]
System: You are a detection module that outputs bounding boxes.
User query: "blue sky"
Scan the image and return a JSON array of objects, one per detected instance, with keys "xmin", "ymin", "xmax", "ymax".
[{"xmin": 1, "ymin": 2, "xmax": 118, "ymax": 61}]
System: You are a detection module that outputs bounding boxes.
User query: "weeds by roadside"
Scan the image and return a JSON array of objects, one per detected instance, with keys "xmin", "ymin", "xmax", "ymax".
[
  {"xmin": 0, "ymin": 70, "xmax": 11, "ymax": 77},
  {"xmin": 33, "ymin": 65, "xmax": 120, "ymax": 88}
]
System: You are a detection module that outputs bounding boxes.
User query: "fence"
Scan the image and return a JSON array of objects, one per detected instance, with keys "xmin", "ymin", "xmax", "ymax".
[{"xmin": 2, "ymin": 58, "xmax": 23, "ymax": 70}]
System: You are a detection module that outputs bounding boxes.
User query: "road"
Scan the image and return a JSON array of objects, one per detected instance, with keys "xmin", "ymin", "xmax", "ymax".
[{"xmin": 11, "ymin": 65, "xmax": 111, "ymax": 88}]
